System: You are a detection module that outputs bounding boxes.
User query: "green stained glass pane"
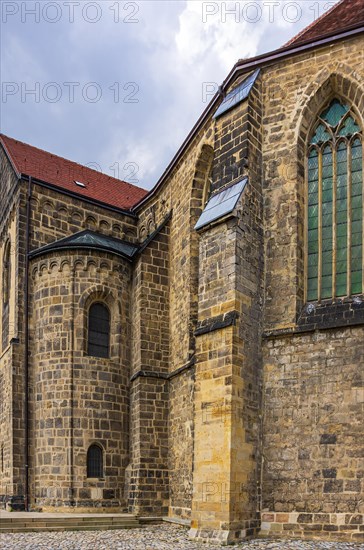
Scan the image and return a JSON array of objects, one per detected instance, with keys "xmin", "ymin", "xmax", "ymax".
[
  {"xmin": 351, "ymin": 245, "xmax": 362, "ymax": 259},
  {"xmin": 322, "ymin": 178, "xmax": 333, "ymax": 191},
  {"xmin": 322, "ymin": 261, "xmax": 332, "ymax": 276},
  {"xmin": 308, "ymin": 239, "xmax": 318, "ymax": 254},
  {"xmin": 310, "ymin": 124, "xmax": 331, "ymax": 144},
  {"xmin": 352, "ymin": 220, "xmax": 362, "ymax": 234},
  {"xmin": 308, "ymin": 169, "xmax": 318, "ymax": 183},
  {"xmin": 308, "ymin": 148, "xmax": 319, "ymax": 165},
  {"xmin": 308, "ymin": 228, "xmax": 318, "ymax": 242},
  {"xmin": 337, "ymin": 199, "xmax": 347, "ymax": 212},
  {"xmin": 352, "ymin": 158, "xmax": 362, "ymax": 172},
  {"xmin": 336, "ymin": 271, "xmax": 347, "ymax": 297},
  {"xmin": 337, "ymin": 223, "xmax": 347, "ymax": 237},
  {"xmin": 352, "ymin": 138, "xmax": 362, "ymax": 155},
  {"xmin": 352, "ymin": 206, "xmax": 362, "ymax": 220},
  {"xmin": 352, "ymin": 183, "xmax": 362, "ymax": 197},
  {"xmin": 321, "ymin": 99, "xmax": 349, "ymax": 128},
  {"xmin": 351, "ymin": 258, "xmax": 362, "ymax": 271},
  {"xmin": 352, "ymin": 172, "xmax": 362, "ymax": 185},
  {"xmin": 322, "ymin": 202, "xmax": 333, "ymax": 216},
  {"xmin": 352, "ymin": 282, "xmax": 362, "ymax": 295},
  {"xmin": 352, "ymin": 232, "xmax": 362, "ymax": 246},
  {"xmin": 307, "ymin": 277, "xmax": 318, "ymax": 301},
  {"xmin": 321, "ymin": 283, "xmax": 332, "ymax": 299},
  {"xmin": 336, "ymin": 261, "xmax": 346, "ymax": 273},
  {"xmin": 322, "ymin": 238, "xmax": 332, "ymax": 252},
  {"xmin": 351, "ymin": 265, "xmax": 362, "ymax": 295},
  {"xmin": 336, "ymin": 247, "xmax": 347, "ymax": 262},
  {"xmin": 308, "ymin": 206, "xmax": 318, "ymax": 219},
  {"xmin": 337, "ymin": 210, "xmax": 347, "ymax": 223},
  {"xmin": 322, "ymin": 226, "xmax": 332, "ymax": 240},
  {"xmin": 336, "ymin": 284, "xmax": 347, "ymax": 297},
  {"xmin": 307, "ymin": 146, "xmax": 319, "ymax": 300},
  {"xmin": 322, "ymin": 189, "xmax": 332, "ymax": 202},
  {"xmin": 338, "ymin": 116, "xmax": 360, "ymax": 136},
  {"xmin": 308, "ymin": 216, "xmax": 318, "ymax": 230},
  {"xmin": 308, "ymin": 253, "xmax": 318, "ymax": 267},
  {"xmin": 337, "ymin": 141, "xmax": 347, "ymax": 160},
  {"xmin": 309, "ymin": 181, "xmax": 318, "ymax": 196}
]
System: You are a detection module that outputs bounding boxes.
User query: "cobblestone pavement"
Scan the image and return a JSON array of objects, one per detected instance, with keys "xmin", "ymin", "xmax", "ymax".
[{"xmin": 0, "ymin": 524, "xmax": 363, "ymax": 550}]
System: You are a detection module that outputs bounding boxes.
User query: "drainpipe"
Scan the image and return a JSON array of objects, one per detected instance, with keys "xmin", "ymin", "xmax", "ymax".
[
  {"xmin": 24, "ymin": 176, "xmax": 32, "ymax": 511},
  {"xmin": 69, "ymin": 261, "xmax": 76, "ymax": 506}
]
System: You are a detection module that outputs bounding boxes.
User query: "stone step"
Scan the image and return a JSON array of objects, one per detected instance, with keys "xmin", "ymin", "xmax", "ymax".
[
  {"xmin": 0, "ymin": 514, "xmax": 142, "ymax": 533},
  {"xmin": 0, "ymin": 524, "xmax": 141, "ymax": 533}
]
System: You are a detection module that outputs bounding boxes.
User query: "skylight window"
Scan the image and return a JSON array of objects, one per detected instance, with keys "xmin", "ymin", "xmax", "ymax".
[
  {"xmin": 194, "ymin": 177, "xmax": 248, "ymax": 231},
  {"xmin": 214, "ymin": 69, "xmax": 260, "ymax": 119},
  {"xmin": 75, "ymin": 180, "xmax": 86, "ymax": 188}
]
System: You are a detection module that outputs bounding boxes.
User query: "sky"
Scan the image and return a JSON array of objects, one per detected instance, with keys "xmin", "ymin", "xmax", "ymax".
[{"xmin": 0, "ymin": 0, "xmax": 340, "ymax": 190}]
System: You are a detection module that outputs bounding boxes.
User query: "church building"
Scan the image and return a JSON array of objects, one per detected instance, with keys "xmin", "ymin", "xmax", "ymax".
[{"xmin": 0, "ymin": 0, "xmax": 363, "ymax": 543}]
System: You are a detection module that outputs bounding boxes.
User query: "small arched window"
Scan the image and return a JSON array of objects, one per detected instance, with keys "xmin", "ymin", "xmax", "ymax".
[
  {"xmin": 87, "ymin": 444, "xmax": 103, "ymax": 478},
  {"xmin": 87, "ymin": 302, "xmax": 110, "ymax": 358},
  {"xmin": 2, "ymin": 240, "xmax": 11, "ymax": 305},
  {"xmin": 307, "ymin": 99, "xmax": 363, "ymax": 301}
]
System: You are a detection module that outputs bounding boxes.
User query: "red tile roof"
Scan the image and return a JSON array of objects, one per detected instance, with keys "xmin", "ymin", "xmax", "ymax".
[
  {"xmin": 286, "ymin": 0, "xmax": 364, "ymax": 47},
  {"xmin": 0, "ymin": 134, "xmax": 148, "ymax": 211}
]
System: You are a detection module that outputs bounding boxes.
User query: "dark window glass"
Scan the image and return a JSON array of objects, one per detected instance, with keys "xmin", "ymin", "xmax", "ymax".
[
  {"xmin": 87, "ymin": 303, "xmax": 110, "ymax": 358},
  {"xmin": 87, "ymin": 444, "xmax": 103, "ymax": 478}
]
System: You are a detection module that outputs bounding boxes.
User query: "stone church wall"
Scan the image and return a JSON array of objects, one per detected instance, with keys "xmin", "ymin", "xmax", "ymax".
[
  {"xmin": 260, "ymin": 34, "xmax": 364, "ymax": 540},
  {"xmin": 262, "ymin": 327, "xmax": 364, "ymax": 541},
  {"xmin": 28, "ymin": 251, "xmax": 131, "ymax": 509}
]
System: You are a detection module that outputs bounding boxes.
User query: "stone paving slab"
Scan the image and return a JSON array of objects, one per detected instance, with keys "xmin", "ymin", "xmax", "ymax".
[{"xmin": 0, "ymin": 524, "xmax": 363, "ymax": 550}]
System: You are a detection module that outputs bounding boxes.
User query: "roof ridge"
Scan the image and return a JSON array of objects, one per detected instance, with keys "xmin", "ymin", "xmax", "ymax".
[
  {"xmin": 284, "ymin": 0, "xmax": 346, "ymax": 47},
  {"xmin": 0, "ymin": 132, "xmax": 147, "ymax": 193}
]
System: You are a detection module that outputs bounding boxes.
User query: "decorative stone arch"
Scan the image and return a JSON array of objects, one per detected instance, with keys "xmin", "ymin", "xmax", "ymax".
[
  {"xmin": 188, "ymin": 143, "xmax": 214, "ymax": 352},
  {"xmin": 294, "ymin": 72, "xmax": 364, "ymax": 310},
  {"xmin": 78, "ymin": 285, "xmax": 122, "ymax": 360}
]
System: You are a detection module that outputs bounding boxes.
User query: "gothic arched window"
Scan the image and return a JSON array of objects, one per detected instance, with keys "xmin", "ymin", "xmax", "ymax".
[
  {"xmin": 307, "ymin": 99, "xmax": 363, "ymax": 301},
  {"xmin": 87, "ymin": 444, "xmax": 103, "ymax": 478},
  {"xmin": 87, "ymin": 302, "xmax": 110, "ymax": 358}
]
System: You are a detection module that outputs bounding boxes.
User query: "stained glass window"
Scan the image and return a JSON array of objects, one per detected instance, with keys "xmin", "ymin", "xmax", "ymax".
[{"xmin": 307, "ymin": 99, "xmax": 363, "ymax": 301}]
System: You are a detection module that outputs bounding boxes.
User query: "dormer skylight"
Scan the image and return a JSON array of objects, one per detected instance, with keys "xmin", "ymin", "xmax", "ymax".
[{"xmin": 74, "ymin": 180, "xmax": 86, "ymax": 188}]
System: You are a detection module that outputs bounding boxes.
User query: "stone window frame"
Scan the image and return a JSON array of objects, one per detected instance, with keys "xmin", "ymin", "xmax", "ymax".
[
  {"xmin": 295, "ymin": 73, "xmax": 364, "ymax": 305},
  {"xmin": 78, "ymin": 287, "xmax": 122, "ymax": 362},
  {"xmin": 305, "ymin": 99, "xmax": 363, "ymax": 302},
  {"xmin": 86, "ymin": 442, "xmax": 104, "ymax": 480},
  {"xmin": 293, "ymin": 73, "xmax": 364, "ymax": 331}
]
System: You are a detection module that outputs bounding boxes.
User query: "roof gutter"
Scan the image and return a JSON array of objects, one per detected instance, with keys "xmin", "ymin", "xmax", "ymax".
[{"xmin": 132, "ymin": 24, "xmax": 364, "ymax": 212}]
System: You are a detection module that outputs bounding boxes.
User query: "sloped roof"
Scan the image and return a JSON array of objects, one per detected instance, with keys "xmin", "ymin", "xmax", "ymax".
[
  {"xmin": 29, "ymin": 230, "xmax": 139, "ymax": 260},
  {"xmin": 286, "ymin": 0, "xmax": 364, "ymax": 47},
  {"xmin": 0, "ymin": 134, "xmax": 148, "ymax": 211}
]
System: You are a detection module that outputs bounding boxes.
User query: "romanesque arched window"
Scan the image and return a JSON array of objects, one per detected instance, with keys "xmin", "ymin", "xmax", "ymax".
[
  {"xmin": 87, "ymin": 444, "xmax": 103, "ymax": 478},
  {"xmin": 87, "ymin": 302, "xmax": 110, "ymax": 358},
  {"xmin": 307, "ymin": 99, "xmax": 363, "ymax": 301}
]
